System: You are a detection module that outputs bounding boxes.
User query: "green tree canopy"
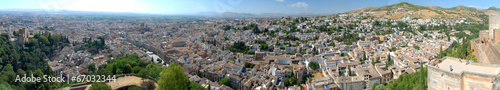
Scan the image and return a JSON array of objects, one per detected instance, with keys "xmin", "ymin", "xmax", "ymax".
[
  {"xmin": 219, "ymin": 78, "xmax": 231, "ymax": 87},
  {"xmin": 309, "ymin": 62, "xmax": 319, "ymax": 70},
  {"xmin": 158, "ymin": 63, "xmax": 190, "ymax": 90},
  {"xmin": 88, "ymin": 63, "xmax": 96, "ymax": 73},
  {"xmin": 189, "ymin": 81, "xmax": 205, "ymax": 90},
  {"xmin": 138, "ymin": 69, "xmax": 149, "ymax": 81},
  {"xmin": 89, "ymin": 82, "xmax": 112, "ymax": 90},
  {"xmin": 38, "ymin": 35, "xmax": 50, "ymax": 45},
  {"xmin": 127, "ymin": 86, "xmax": 142, "ymax": 90}
]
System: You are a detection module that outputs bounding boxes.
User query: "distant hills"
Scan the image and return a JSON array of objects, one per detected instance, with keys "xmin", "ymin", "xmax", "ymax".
[
  {"xmin": 346, "ymin": 2, "xmax": 500, "ymax": 20},
  {"xmin": 0, "ymin": 8, "xmax": 323, "ymax": 17},
  {"xmin": 4, "ymin": 2, "xmax": 500, "ymax": 19},
  {"xmin": 214, "ymin": 12, "xmax": 321, "ymax": 17}
]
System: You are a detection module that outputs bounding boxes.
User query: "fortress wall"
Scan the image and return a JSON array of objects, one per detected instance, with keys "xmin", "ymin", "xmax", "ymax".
[
  {"xmin": 428, "ymin": 66, "xmax": 461, "ymax": 90},
  {"xmin": 479, "ymin": 30, "xmax": 489, "ymax": 40},
  {"xmin": 495, "ymin": 30, "xmax": 500, "ymax": 43},
  {"xmin": 461, "ymin": 72, "xmax": 496, "ymax": 90},
  {"xmin": 338, "ymin": 80, "xmax": 365, "ymax": 90},
  {"xmin": 469, "ymin": 62, "xmax": 500, "ymax": 68},
  {"xmin": 428, "ymin": 64, "xmax": 499, "ymax": 90},
  {"xmin": 471, "ymin": 41, "xmax": 479, "ymax": 60},
  {"xmin": 367, "ymin": 77, "xmax": 380, "ymax": 89}
]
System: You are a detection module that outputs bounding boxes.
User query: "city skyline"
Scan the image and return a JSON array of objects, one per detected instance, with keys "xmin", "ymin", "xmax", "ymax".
[{"xmin": 1, "ymin": 0, "xmax": 500, "ymax": 15}]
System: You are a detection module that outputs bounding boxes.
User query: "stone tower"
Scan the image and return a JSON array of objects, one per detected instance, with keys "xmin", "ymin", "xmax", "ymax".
[
  {"xmin": 490, "ymin": 11, "xmax": 500, "ymax": 43},
  {"xmin": 18, "ymin": 28, "xmax": 29, "ymax": 44}
]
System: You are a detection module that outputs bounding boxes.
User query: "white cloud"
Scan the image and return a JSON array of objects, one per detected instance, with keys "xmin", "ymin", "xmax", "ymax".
[
  {"xmin": 289, "ymin": 2, "xmax": 308, "ymax": 8},
  {"xmin": 467, "ymin": 5, "xmax": 488, "ymax": 9},
  {"xmin": 276, "ymin": 0, "xmax": 285, "ymax": 2}
]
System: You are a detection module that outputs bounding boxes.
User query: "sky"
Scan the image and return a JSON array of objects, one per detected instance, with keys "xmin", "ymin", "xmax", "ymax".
[{"xmin": 0, "ymin": 0, "xmax": 499, "ymax": 15}]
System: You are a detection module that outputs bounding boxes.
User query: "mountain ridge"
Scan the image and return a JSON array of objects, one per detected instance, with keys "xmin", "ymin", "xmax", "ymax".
[{"xmin": 346, "ymin": 2, "xmax": 499, "ymax": 20}]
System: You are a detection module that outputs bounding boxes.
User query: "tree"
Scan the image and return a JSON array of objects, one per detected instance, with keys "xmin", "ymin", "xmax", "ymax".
[
  {"xmin": 158, "ymin": 63, "xmax": 190, "ymax": 90},
  {"xmin": 282, "ymin": 77, "xmax": 290, "ymax": 86},
  {"xmin": 228, "ymin": 41, "xmax": 249, "ymax": 53},
  {"xmin": 189, "ymin": 81, "xmax": 205, "ymax": 90},
  {"xmin": 124, "ymin": 64, "xmax": 132, "ymax": 74},
  {"xmin": 16, "ymin": 69, "xmax": 26, "ymax": 77},
  {"xmin": 222, "ymin": 25, "xmax": 232, "ymax": 31},
  {"xmin": 0, "ymin": 84, "xmax": 13, "ymax": 90},
  {"xmin": 0, "ymin": 32, "xmax": 69, "ymax": 90},
  {"xmin": 138, "ymin": 69, "xmax": 149, "ymax": 82},
  {"xmin": 12, "ymin": 31, "xmax": 19, "ymax": 36},
  {"xmin": 372, "ymin": 21, "xmax": 381, "ymax": 26},
  {"xmin": 439, "ymin": 45, "xmax": 443, "ymax": 58},
  {"xmin": 245, "ymin": 62, "xmax": 256, "ymax": 68},
  {"xmin": 384, "ymin": 62, "xmax": 389, "ymax": 70},
  {"xmin": 372, "ymin": 58, "xmax": 375, "ymax": 66},
  {"xmin": 157, "ymin": 58, "xmax": 162, "ymax": 63},
  {"xmin": 413, "ymin": 45, "xmax": 420, "ymax": 50},
  {"xmin": 132, "ymin": 66, "xmax": 143, "ymax": 73},
  {"xmin": 38, "ymin": 35, "xmax": 50, "ymax": 45},
  {"xmin": 348, "ymin": 67, "xmax": 352, "ymax": 76},
  {"xmin": 146, "ymin": 64, "xmax": 164, "ymax": 79},
  {"xmin": 116, "ymin": 69, "xmax": 123, "ymax": 75},
  {"xmin": 309, "ymin": 62, "xmax": 319, "ymax": 70},
  {"xmin": 89, "ymin": 82, "xmax": 112, "ymax": 90},
  {"xmin": 372, "ymin": 83, "xmax": 384, "ymax": 90},
  {"xmin": 27, "ymin": 38, "xmax": 38, "ymax": 47},
  {"xmin": 127, "ymin": 86, "xmax": 142, "ymax": 90},
  {"xmin": 219, "ymin": 78, "xmax": 231, "ymax": 87},
  {"xmin": 260, "ymin": 44, "xmax": 268, "ymax": 51},
  {"xmin": 312, "ymin": 47, "xmax": 318, "ymax": 55},
  {"xmin": 383, "ymin": 67, "xmax": 428, "ymax": 89},
  {"xmin": 283, "ymin": 76, "xmax": 298, "ymax": 87},
  {"xmin": 387, "ymin": 53, "xmax": 392, "ymax": 65},
  {"xmin": 246, "ymin": 51, "xmax": 255, "ymax": 54},
  {"xmin": 99, "ymin": 69, "xmax": 113, "ymax": 76},
  {"xmin": 88, "ymin": 63, "xmax": 96, "ymax": 73}
]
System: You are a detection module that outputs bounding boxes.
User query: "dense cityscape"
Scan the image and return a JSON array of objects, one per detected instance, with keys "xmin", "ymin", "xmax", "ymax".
[{"xmin": 1, "ymin": 1, "xmax": 500, "ymax": 90}]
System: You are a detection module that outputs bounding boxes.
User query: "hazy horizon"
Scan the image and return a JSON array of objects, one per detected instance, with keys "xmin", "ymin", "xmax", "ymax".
[{"xmin": 1, "ymin": 0, "xmax": 500, "ymax": 15}]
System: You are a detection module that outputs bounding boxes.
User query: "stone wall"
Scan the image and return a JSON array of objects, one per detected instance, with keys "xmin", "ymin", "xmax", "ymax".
[
  {"xmin": 338, "ymin": 81, "xmax": 365, "ymax": 90},
  {"xmin": 428, "ymin": 65, "xmax": 498, "ymax": 90},
  {"xmin": 366, "ymin": 77, "xmax": 381, "ymax": 89},
  {"xmin": 495, "ymin": 29, "xmax": 500, "ymax": 43},
  {"xmin": 461, "ymin": 72, "xmax": 496, "ymax": 90},
  {"xmin": 471, "ymin": 41, "xmax": 479, "ymax": 60},
  {"xmin": 493, "ymin": 74, "xmax": 500, "ymax": 90},
  {"xmin": 428, "ymin": 66, "xmax": 461, "ymax": 90},
  {"xmin": 479, "ymin": 30, "xmax": 489, "ymax": 40}
]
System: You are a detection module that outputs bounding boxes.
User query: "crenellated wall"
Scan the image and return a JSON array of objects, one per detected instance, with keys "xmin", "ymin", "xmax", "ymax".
[{"xmin": 428, "ymin": 57, "xmax": 500, "ymax": 90}]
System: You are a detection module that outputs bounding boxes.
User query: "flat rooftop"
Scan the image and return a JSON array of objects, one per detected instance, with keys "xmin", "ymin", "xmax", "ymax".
[{"xmin": 436, "ymin": 57, "xmax": 500, "ymax": 75}]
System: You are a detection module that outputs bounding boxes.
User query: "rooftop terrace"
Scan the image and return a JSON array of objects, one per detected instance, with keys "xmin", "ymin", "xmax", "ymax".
[{"xmin": 435, "ymin": 57, "xmax": 500, "ymax": 75}]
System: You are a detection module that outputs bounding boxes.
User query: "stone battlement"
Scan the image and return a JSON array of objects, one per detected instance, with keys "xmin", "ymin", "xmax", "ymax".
[{"xmin": 428, "ymin": 57, "xmax": 500, "ymax": 90}]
